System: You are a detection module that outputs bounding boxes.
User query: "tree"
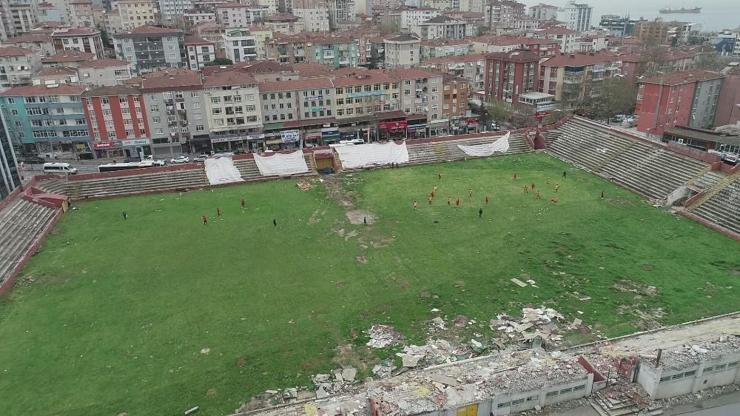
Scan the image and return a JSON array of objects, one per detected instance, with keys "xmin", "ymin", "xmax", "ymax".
[
  {"xmin": 205, "ymin": 58, "xmax": 233, "ymax": 66},
  {"xmin": 584, "ymin": 77, "xmax": 637, "ymax": 121}
]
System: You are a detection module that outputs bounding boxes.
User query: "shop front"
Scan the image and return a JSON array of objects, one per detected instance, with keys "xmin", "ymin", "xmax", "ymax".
[
  {"xmin": 121, "ymin": 138, "xmax": 152, "ymax": 160},
  {"xmin": 378, "ymin": 120, "xmax": 408, "ymax": 141},
  {"xmin": 93, "ymin": 140, "xmax": 123, "ymax": 159}
]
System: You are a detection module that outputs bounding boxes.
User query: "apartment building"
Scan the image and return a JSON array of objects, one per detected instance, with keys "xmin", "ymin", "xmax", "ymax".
[
  {"xmin": 556, "ymin": 1, "xmax": 592, "ymax": 32},
  {"xmin": 399, "ymin": 7, "xmax": 439, "ymax": 36},
  {"xmin": 0, "ymin": 84, "xmax": 90, "ymax": 155},
  {"xmin": 51, "ymin": 27, "xmax": 105, "ymax": 59},
  {"xmin": 390, "ymin": 68, "xmax": 443, "ymax": 127},
  {"xmin": 202, "ymin": 69, "xmax": 263, "ymax": 149},
  {"xmin": 487, "ymin": 0, "xmax": 526, "ymax": 30},
  {"xmin": 184, "ymin": 37, "xmax": 216, "ymax": 70},
  {"xmin": 418, "ymin": 15, "xmax": 470, "ymax": 40},
  {"xmin": 292, "ymin": 7, "xmax": 330, "ymax": 32},
  {"xmin": 266, "ymin": 33, "xmax": 359, "ymax": 68},
  {"xmin": 485, "ymin": 49, "xmax": 539, "ymax": 104},
  {"xmin": 5, "ymin": 32, "xmax": 55, "ymax": 57},
  {"xmin": 77, "ymin": 58, "xmax": 134, "ymax": 86},
  {"xmin": 384, "ymin": 33, "xmax": 420, "ymax": 69},
  {"xmin": 108, "ymin": 0, "xmax": 159, "ymax": 34},
  {"xmin": 419, "ymin": 39, "xmax": 473, "ymax": 61},
  {"xmin": 635, "ymin": 70, "xmax": 724, "ymax": 136},
  {"xmin": 114, "ymin": 25, "xmax": 186, "ymax": 74},
  {"xmin": 136, "ymin": 69, "xmax": 208, "ymax": 156},
  {"xmin": 263, "ymin": 12, "xmax": 300, "ymax": 33},
  {"xmin": 223, "ymin": 28, "xmax": 258, "ymax": 63},
  {"xmin": 539, "ymin": 52, "xmax": 622, "ymax": 107},
  {"xmin": 421, "ymin": 54, "xmax": 485, "ymax": 92},
  {"xmin": 0, "ymin": 46, "xmax": 40, "ymax": 88},
  {"xmin": 529, "ymin": 3, "xmax": 558, "ymax": 21},
  {"xmin": 216, "ymin": 3, "xmax": 269, "ymax": 28},
  {"xmin": 82, "ymin": 85, "xmax": 150, "ymax": 158},
  {"xmin": 159, "ymin": 0, "xmax": 194, "ymax": 24},
  {"xmin": 442, "ymin": 74, "xmax": 472, "ymax": 134}
]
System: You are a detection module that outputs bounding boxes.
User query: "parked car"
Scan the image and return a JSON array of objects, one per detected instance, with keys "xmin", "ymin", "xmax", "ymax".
[
  {"xmin": 170, "ymin": 155, "xmax": 190, "ymax": 164},
  {"xmin": 145, "ymin": 155, "xmax": 166, "ymax": 166},
  {"xmin": 193, "ymin": 154, "xmax": 210, "ymax": 162}
]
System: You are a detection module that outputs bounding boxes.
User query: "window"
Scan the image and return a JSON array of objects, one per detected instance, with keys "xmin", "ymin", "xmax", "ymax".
[
  {"xmin": 512, "ymin": 399, "xmax": 524, "ymax": 406},
  {"xmin": 196, "ymin": 124, "xmax": 205, "ymax": 131},
  {"xmin": 211, "ymin": 96, "xmax": 221, "ymax": 104},
  {"xmin": 497, "ymin": 402, "xmax": 510, "ymax": 408}
]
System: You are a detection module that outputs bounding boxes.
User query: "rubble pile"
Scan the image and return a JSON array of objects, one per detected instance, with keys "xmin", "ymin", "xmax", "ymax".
[
  {"xmin": 396, "ymin": 339, "xmax": 475, "ymax": 368},
  {"xmin": 656, "ymin": 335, "xmax": 740, "ymax": 369},
  {"xmin": 312, "ymin": 367, "xmax": 359, "ymax": 398},
  {"xmin": 489, "ymin": 307, "xmax": 566, "ymax": 345},
  {"xmin": 366, "ymin": 324, "xmax": 405, "ymax": 349}
]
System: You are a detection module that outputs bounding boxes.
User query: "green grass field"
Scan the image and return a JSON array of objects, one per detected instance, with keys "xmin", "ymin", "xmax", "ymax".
[{"xmin": 1, "ymin": 153, "xmax": 738, "ymax": 416}]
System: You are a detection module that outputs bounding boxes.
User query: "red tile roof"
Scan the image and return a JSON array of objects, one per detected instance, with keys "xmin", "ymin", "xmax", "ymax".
[
  {"xmin": 77, "ymin": 58, "xmax": 130, "ymax": 69},
  {"xmin": 82, "ymin": 85, "xmax": 142, "ymax": 97},
  {"xmin": 639, "ymin": 70, "xmax": 724, "ymax": 86},
  {"xmin": 35, "ymin": 66, "xmax": 78, "ymax": 76},
  {"xmin": 421, "ymin": 53, "xmax": 487, "ymax": 64},
  {"xmin": 184, "ymin": 36, "xmax": 214, "ymax": 46},
  {"xmin": 136, "ymin": 69, "xmax": 203, "ymax": 91},
  {"xmin": 265, "ymin": 13, "xmax": 299, "ymax": 22},
  {"xmin": 203, "ymin": 69, "xmax": 257, "ymax": 88},
  {"xmin": 0, "ymin": 84, "xmax": 86, "ymax": 96},
  {"xmin": 5, "ymin": 33, "xmax": 52, "ymax": 44},
  {"xmin": 259, "ymin": 77, "xmax": 333, "ymax": 93},
  {"xmin": 332, "ymin": 70, "xmax": 394, "ymax": 87},
  {"xmin": 119, "ymin": 25, "xmax": 183, "ymax": 36},
  {"xmin": 41, "ymin": 51, "xmax": 96, "ymax": 63},
  {"xmin": 51, "ymin": 27, "xmax": 100, "ymax": 36},
  {"xmin": 386, "ymin": 68, "xmax": 441, "ymax": 80},
  {"xmin": 0, "ymin": 46, "xmax": 34, "ymax": 57},
  {"xmin": 541, "ymin": 52, "xmax": 620, "ymax": 67}
]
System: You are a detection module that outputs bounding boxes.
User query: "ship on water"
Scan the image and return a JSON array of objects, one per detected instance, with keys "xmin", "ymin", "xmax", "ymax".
[{"xmin": 659, "ymin": 7, "xmax": 701, "ymax": 14}]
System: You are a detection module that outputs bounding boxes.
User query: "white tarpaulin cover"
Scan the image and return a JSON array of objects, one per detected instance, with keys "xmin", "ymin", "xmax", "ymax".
[
  {"xmin": 205, "ymin": 156, "xmax": 244, "ymax": 185},
  {"xmin": 457, "ymin": 132, "xmax": 510, "ymax": 157},
  {"xmin": 333, "ymin": 141, "xmax": 409, "ymax": 169},
  {"xmin": 253, "ymin": 150, "xmax": 309, "ymax": 176}
]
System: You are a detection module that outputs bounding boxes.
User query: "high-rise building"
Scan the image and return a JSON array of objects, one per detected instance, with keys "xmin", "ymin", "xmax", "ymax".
[
  {"xmin": 158, "ymin": 0, "xmax": 194, "ymax": 23},
  {"xmin": 599, "ymin": 14, "xmax": 636, "ymax": 37},
  {"xmin": 556, "ymin": 1, "xmax": 592, "ymax": 32},
  {"xmin": 485, "ymin": 50, "xmax": 539, "ymax": 105},
  {"xmin": 529, "ymin": 3, "xmax": 558, "ymax": 21},
  {"xmin": 0, "ymin": 114, "xmax": 20, "ymax": 200},
  {"xmin": 487, "ymin": 0, "xmax": 525, "ymax": 30},
  {"xmin": 113, "ymin": 25, "xmax": 186, "ymax": 74}
]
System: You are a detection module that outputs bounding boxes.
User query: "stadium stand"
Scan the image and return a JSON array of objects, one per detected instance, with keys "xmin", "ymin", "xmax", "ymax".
[
  {"xmin": 406, "ymin": 132, "xmax": 531, "ymax": 165},
  {"xmin": 64, "ymin": 168, "xmax": 209, "ymax": 199},
  {"xmin": 0, "ymin": 198, "xmax": 59, "ymax": 287},
  {"xmin": 690, "ymin": 175, "xmax": 740, "ymax": 235},
  {"xmin": 234, "ymin": 153, "xmax": 314, "ymax": 180},
  {"xmin": 548, "ymin": 117, "xmax": 709, "ymax": 201}
]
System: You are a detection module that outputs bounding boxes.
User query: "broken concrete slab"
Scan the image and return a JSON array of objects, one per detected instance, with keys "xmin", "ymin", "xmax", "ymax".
[
  {"xmin": 511, "ymin": 278, "xmax": 528, "ymax": 287},
  {"xmin": 341, "ymin": 367, "xmax": 357, "ymax": 382}
]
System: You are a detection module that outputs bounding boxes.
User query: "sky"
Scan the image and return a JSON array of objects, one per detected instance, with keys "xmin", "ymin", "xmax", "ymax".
[{"xmin": 522, "ymin": 0, "xmax": 740, "ymax": 31}]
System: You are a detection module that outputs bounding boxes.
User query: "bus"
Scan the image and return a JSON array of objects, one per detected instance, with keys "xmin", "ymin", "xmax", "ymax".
[
  {"xmin": 98, "ymin": 160, "xmax": 158, "ymax": 172},
  {"xmin": 43, "ymin": 163, "xmax": 78, "ymax": 174}
]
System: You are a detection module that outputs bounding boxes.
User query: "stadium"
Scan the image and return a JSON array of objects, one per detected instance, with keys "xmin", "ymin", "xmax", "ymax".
[{"xmin": 0, "ymin": 116, "xmax": 738, "ymax": 416}]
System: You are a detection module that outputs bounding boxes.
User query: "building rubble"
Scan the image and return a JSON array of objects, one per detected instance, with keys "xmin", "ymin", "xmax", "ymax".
[
  {"xmin": 366, "ymin": 324, "xmax": 406, "ymax": 349},
  {"xmin": 489, "ymin": 307, "xmax": 566, "ymax": 345}
]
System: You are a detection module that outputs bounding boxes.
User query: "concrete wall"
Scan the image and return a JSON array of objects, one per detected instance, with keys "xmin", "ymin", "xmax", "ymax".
[{"xmin": 638, "ymin": 352, "xmax": 740, "ymax": 399}]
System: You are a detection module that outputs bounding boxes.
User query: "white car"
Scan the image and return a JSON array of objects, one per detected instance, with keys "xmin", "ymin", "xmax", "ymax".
[
  {"xmin": 145, "ymin": 155, "xmax": 166, "ymax": 166},
  {"xmin": 193, "ymin": 154, "xmax": 210, "ymax": 162},
  {"xmin": 170, "ymin": 155, "xmax": 190, "ymax": 164}
]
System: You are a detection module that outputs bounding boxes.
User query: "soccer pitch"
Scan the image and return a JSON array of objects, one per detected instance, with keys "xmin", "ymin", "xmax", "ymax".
[{"xmin": 1, "ymin": 153, "xmax": 737, "ymax": 416}]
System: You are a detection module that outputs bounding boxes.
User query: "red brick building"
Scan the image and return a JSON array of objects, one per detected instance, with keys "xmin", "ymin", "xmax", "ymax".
[
  {"xmin": 715, "ymin": 66, "xmax": 740, "ymax": 127},
  {"xmin": 635, "ymin": 70, "xmax": 724, "ymax": 137},
  {"xmin": 484, "ymin": 49, "xmax": 539, "ymax": 105},
  {"xmin": 82, "ymin": 85, "xmax": 150, "ymax": 157}
]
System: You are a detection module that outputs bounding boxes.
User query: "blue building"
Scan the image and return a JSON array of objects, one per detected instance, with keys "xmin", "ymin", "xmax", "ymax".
[{"xmin": 0, "ymin": 84, "xmax": 92, "ymax": 157}]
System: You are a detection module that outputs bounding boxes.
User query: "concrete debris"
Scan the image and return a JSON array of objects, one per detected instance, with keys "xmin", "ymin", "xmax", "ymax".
[
  {"xmin": 430, "ymin": 317, "xmax": 446, "ymax": 330},
  {"xmin": 366, "ymin": 324, "xmax": 405, "ymax": 349},
  {"xmin": 511, "ymin": 278, "xmax": 528, "ymax": 287},
  {"xmin": 396, "ymin": 339, "xmax": 475, "ymax": 368},
  {"xmin": 372, "ymin": 359, "xmax": 396, "ymax": 379},
  {"xmin": 453, "ymin": 315, "xmax": 469, "ymax": 328},
  {"xmin": 489, "ymin": 307, "xmax": 566, "ymax": 345},
  {"xmin": 341, "ymin": 367, "xmax": 357, "ymax": 382}
]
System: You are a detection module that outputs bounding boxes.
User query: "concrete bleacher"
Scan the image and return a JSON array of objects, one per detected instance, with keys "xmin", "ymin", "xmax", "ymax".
[
  {"xmin": 36, "ymin": 179, "xmax": 68, "ymax": 195},
  {"xmin": 691, "ymin": 177, "xmax": 740, "ymax": 235},
  {"xmin": 406, "ymin": 133, "xmax": 531, "ymax": 165},
  {"xmin": 233, "ymin": 153, "xmax": 315, "ymax": 180},
  {"xmin": 548, "ymin": 118, "xmax": 708, "ymax": 201},
  {"xmin": 64, "ymin": 168, "xmax": 209, "ymax": 199},
  {"xmin": 0, "ymin": 198, "xmax": 58, "ymax": 286}
]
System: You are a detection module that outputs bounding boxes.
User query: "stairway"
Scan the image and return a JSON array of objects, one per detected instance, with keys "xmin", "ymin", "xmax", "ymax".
[{"xmin": 690, "ymin": 175, "xmax": 740, "ymax": 234}]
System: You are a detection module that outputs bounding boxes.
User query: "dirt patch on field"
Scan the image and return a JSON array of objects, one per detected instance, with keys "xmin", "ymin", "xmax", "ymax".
[
  {"xmin": 308, "ymin": 209, "xmax": 326, "ymax": 224},
  {"xmin": 322, "ymin": 175, "xmax": 355, "ymax": 209},
  {"xmin": 356, "ymin": 255, "xmax": 368, "ymax": 264},
  {"xmin": 605, "ymin": 197, "xmax": 635, "ymax": 207},
  {"xmin": 346, "ymin": 209, "xmax": 376, "ymax": 225},
  {"xmin": 612, "ymin": 279, "xmax": 659, "ymax": 297},
  {"xmin": 617, "ymin": 304, "xmax": 666, "ymax": 330},
  {"xmin": 296, "ymin": 180, "xmax": 315, "ymax": 191}
]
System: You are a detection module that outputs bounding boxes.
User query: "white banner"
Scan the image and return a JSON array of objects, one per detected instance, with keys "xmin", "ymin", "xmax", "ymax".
[
  {"xmin": 333, "ymin": 141, "xmax": 409, "ymax": 169},
  {"xmin": 457, "ymin": 132, "xmax": 510, "ymax": 157},
  {"xmin": 254, "ymin": 150, "xmax": 309, "ymax": 176},
  {"xmin": 204, "ymin": 156, "xmax": 243, "ymax": 185}
]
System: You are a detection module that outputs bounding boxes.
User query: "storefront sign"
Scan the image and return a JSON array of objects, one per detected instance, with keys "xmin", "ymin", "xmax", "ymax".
[
  {"xmin": 94, "ymin": 141, "xmax": 119, "ymax": 149},
  {"xmin": 378, "ymin": 121, "xmax": 408, "ymax": 130},
  {"xmin": 211, "ymin": 135, "xmax": 248, "ymax": 144},
  {"xmin": 281, "ymin": 130, "xmax": 300, "ymax": 143},
  {"xmin": 121, "ymin": 139, "xmax": 150, "ymax": 147}
]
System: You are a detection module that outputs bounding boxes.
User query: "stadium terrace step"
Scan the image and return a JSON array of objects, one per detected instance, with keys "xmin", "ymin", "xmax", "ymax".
[
  {"xmin": 36, "ymin": 179, "xmax": 68, "ymax": 195},
  {"xmin": 691, "ymin": 177, "xmax": 740, "ymax": 234},
  {"xmin": 691, "ymin": 170, "xmax": 725, "ymax": 190},
  {"xmin": 65, "ymin": 168, "xmax": 209, "ymax": 199},
  {"xmin": 233, "ymin": 154, "xmax": 315, "ymax": 180},
  {"xmin": 548, "ymin": 118, "xmax": 709, "ymax": 202},
  {"xmin": 0, "ymin": 198, "xmax": 58, "ymax": 286},
  {"xmin": 406, "ymin": 133, "xmax": 531, "ymax": 166}
]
